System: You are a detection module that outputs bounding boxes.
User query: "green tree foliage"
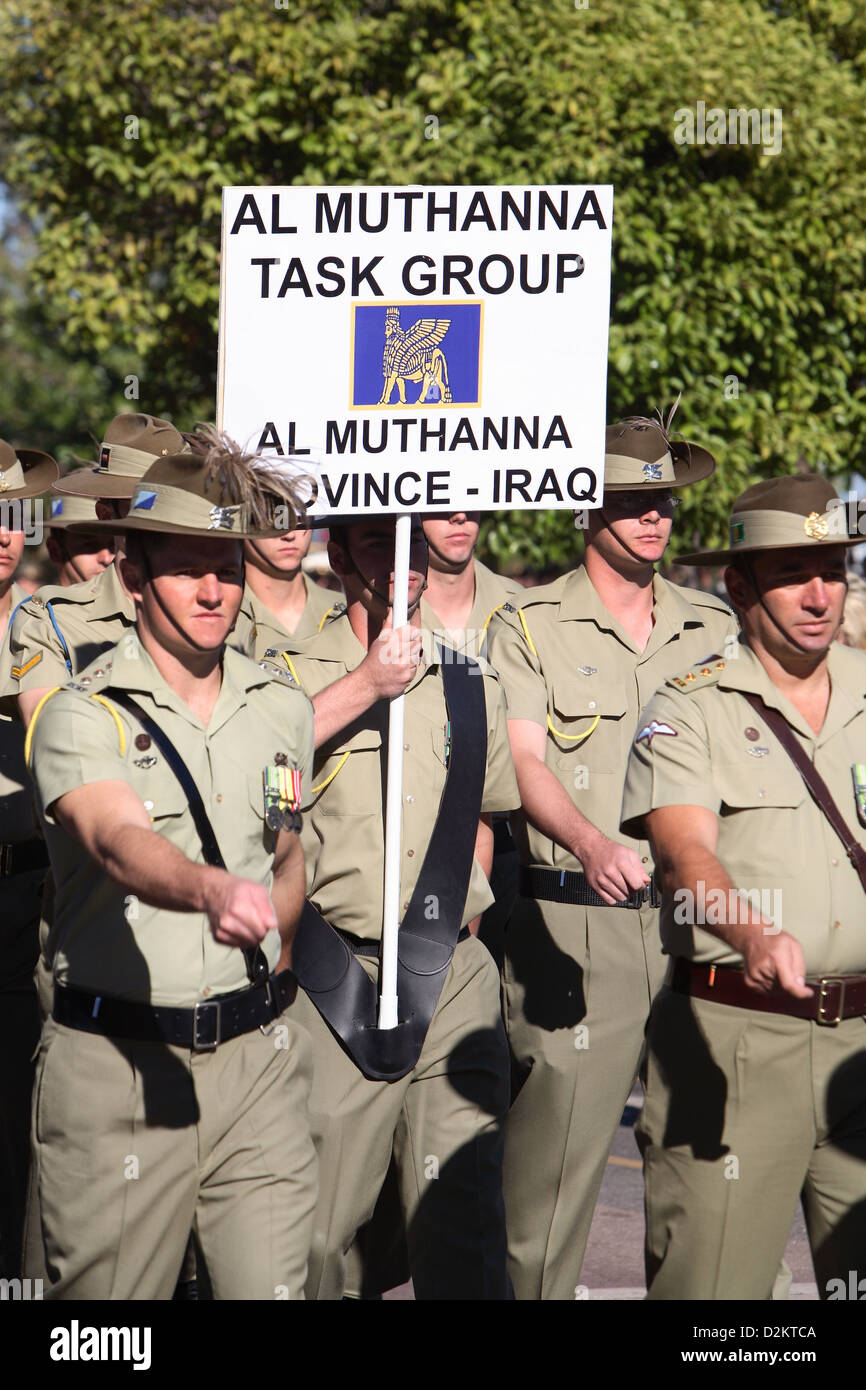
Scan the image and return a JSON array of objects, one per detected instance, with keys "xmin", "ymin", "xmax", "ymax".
[
  {"xmin": 2, "ymin": 0, "xmax": 864, "ymax": 562},
  {"xmin": 0, "ymin": 216, "xmax": 129, "ymax": 459}
]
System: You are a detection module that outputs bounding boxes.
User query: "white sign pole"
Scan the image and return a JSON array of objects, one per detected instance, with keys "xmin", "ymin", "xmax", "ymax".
[{"xmin": 378, "ymin": 511, "xmax": 411, "ymax": 1029}]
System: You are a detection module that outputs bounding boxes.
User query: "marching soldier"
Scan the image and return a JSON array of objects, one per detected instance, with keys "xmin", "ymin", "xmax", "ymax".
[
  {"xmin": 24, "ymin": 437, "xmax": 317, "ymax": 1298},
  {"xmin": 44, "ymin": 493, "xmax": 115, "ymax": 587},
  {"xmin": 276, "ymin": 513, "xmax": 519, "ymax": 1299},
  {"xmin": 420, "ymin": 509, "xmax": 521, "ymax": 658},
  {"xmin": 487, "ymin": 413, "xmax": 737, "ymax": 1299},
  {"xmin": 233, "ymin": 516, "xmax": 339, "ymax": 661},
  {"xmin": 1, "ymin": 413, "xmax": 187, "ymax": 723},
  {"xmin": 0, "ymin": 438, "xmax": 58, "ymax": 1277},
  {"xmin": 622, "ymin": 474, "xmax": 866, "ymax": 1299}
]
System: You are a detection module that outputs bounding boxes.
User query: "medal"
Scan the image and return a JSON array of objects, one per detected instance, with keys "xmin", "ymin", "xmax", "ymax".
[
  {"xmin": 263, "ymin": 763, "xmax": 304, "ymax": 833},
  {"xmin": 852, "ymin": 764, "xmax": 866, "ymax": 826}
]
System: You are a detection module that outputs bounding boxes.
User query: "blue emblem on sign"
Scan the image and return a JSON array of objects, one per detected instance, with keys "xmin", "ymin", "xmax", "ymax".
[
  {"xmin": 350, "ymin": 302, "xmax": 482, "ymax": 409},
  {"xmin": 50, "ymin": 499, "xmax": 64, "ymax": 517},
  {"xmin": 133, "ymin": 490, "xmax": 158, "ymax": 511}
]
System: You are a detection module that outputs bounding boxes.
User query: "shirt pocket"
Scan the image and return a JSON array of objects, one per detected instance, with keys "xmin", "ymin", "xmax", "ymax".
[
  {"xmin": 315, "ymin": 725, "xmax": 383, "ymax": 816},
  {"xmin": 132, "ymin": 767, "xmax": 187, "ymax": 826},
  {"xmin": 714, "ymin": 762, "xmax": 807, "ymax": 880},
  {"xmin": 550, "ymin": 680, "xmax": 628, "ymax": 758}
]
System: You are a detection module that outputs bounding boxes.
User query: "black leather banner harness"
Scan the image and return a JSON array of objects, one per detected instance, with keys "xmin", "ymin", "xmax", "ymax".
[{"xmin": 290, "ymin": 649, "xmax": 487, "ymax": 1082}]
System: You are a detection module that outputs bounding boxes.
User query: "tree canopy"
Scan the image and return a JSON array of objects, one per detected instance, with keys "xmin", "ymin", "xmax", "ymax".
[{"xmin": 2, "ymin": 0, "xmax": 865, "ymax": 561}]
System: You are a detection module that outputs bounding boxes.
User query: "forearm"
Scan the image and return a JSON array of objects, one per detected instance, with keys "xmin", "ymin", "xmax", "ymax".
[
  {"xmin": 269, "ymin": 840, "xmax": 307, "ymax": 972},
  {"xmin": 515, "ymin": 751, "xmax": 602, "ymax": 860},
  {"xmin": 653, "ymin": 840, "xmax": 771, "ymax": 949},
  {"xmin": 467, "ymin": 816, "xmax": 494, "ymax": 935},
  {"xmin": 72, "ymin": 817, "xmax": 223, "ymax": 913},
  {"xmin": 311, "ymin": 666, "xmax": 379, "ymax": 747}
]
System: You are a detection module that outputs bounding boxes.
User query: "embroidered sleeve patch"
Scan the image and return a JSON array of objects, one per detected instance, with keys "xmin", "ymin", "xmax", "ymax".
[{"xmin": 636, "ymin": 720, "xmax": 677, "ymax": 747}]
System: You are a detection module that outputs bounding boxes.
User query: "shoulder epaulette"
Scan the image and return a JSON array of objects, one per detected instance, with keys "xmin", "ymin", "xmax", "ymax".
[{"xmin": 666, "ymin": 654, "xmax": 728, "ymax": 692}]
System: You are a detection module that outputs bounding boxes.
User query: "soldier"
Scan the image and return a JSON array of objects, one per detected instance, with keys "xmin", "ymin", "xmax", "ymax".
[
  {"xmin": 420, "ymin": 509, "xmax": 521, "ymax": 658},
  {"xmin": 44, "ymin": 493, "xmax": 115, "ymax": 587},
  {"xmin": 0, "ymin": 439, "xmax": 58, "ymax": 1277},
  {"xmin": 2, "ymin": 413, "xmax": 187, "ymax": 723},
  {"xmin": 487, "ymin": 413, "xmax": 737, "ymax": 1300},
  {"xmin": 24, "ymin": 437, "xmax": 317, "ymax": 1299},
  {"xmin": 621, "ymin": 473, "xmax": 866, "ymax": 1299},
  {"xmin": 233, "ymin": 516, "xmax": 340, "ymax": 661},
  {"xmin": 276, "ymin": 513, "xmax": 519, "ymax": 1299}
]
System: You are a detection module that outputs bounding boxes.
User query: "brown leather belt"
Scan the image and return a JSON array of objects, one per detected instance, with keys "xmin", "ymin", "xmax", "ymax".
[{"xmin": 671, "ymin": 957, "xmax": 866, "ymax": 1026}]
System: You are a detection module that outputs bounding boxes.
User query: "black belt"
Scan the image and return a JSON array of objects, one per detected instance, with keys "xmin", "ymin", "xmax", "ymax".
[
  {"xmin": 52, "ymin": 971, "xmax": 297, "ymax": 1050},
  {"xmin": 0, "ymin": 839, "xmax": 50, "ymax": 879},
  {"xmin": 333, "ymin": 926, "xmax": 472, "ymax": 958},
  {"xmin": 519, "ymin": 865, "xmax": 660, "ymax": 910}
]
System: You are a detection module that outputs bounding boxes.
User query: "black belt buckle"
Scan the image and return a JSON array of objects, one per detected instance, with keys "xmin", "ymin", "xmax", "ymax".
[
  {"xmin": 0, "ymin": 843, "xmax": 12, "ymax": 878},
  {"xmin": 631, "ymin": 880, "xmax": 657, "ymax": 910},
  {"xmin": 192, "ymin": 999, "xmax": 221, "ymax": 1051}
]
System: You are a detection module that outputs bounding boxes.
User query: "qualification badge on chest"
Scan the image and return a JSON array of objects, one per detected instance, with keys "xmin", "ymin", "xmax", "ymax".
[
  {"xmin": 264, "ymin": 756, "xmax": 303, "ymax": 833},
  {"xmin": 852, "ymin": 764, "xmax": 866, "ymax": 827}
]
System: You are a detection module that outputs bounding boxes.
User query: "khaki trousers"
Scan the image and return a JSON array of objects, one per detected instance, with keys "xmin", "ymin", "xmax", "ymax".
[
  {"xmin": 502, "ymin": 895, "xmax": 666, "ymax": 1300},
  {"xmin": 26, "ymin": 1012, "xmax": 317, "ymax": 1299},
  {"xmin": 286, "ymin": 934, "xmax": 511, "ymax": 1300},
  {"xmin": 639, "ymin": 987, "xmax": 866, "ymax": 1300}
]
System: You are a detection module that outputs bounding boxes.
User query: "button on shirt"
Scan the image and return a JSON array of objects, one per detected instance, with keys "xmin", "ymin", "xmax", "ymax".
[
  {"xmin": 487, "ymin": 566, "xmax": 737, "ymax": 871},
  {"xmin": 620, "ymin": 638, "xmax": 866, "ymax": 975},
  {"xmin": 28, "ymin": 635, "xmax": 314, "ymax": 1006},
  {"xmin": 288, "ymin": 613, "xmax": 519, "ymax": 942}
]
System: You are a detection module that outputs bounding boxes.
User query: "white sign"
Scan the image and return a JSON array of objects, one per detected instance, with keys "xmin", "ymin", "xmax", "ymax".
[{"xmin": 218, "ymin": 185, "xmax": 613, "ymax": 515}]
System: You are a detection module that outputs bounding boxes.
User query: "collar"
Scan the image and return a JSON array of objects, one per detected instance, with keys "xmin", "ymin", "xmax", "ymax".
[{"xmin": 100, "ymin": 632, "xmax": 270, "ymax": 732}]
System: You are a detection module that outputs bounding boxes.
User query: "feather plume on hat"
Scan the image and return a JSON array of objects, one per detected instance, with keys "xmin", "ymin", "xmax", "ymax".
[{"xmin": 183, "ymin": 423, "xmax": 312, "ymax": 531}]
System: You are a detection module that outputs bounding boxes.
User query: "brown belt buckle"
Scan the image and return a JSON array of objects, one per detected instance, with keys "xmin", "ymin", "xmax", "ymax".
[{"xmin": 817, "ymin": 977, "xmax": 846, "ymax": 1026}]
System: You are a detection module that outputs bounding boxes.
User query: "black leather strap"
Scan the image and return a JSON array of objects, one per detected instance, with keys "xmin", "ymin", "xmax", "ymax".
[
  {"xmin": 741, "ymin": 690, "xmax": 866, "ymax": 894},
  {"xmin": 108, "ymin": 690, "xmax": 270, "ymax": 987},
  {"xmin": 519, "ymin": 865, "xmax": 660, "ymax": 909},
  {"xmin": 290, "ymin": 648, "xmax": 487, "ymax": 1082}
]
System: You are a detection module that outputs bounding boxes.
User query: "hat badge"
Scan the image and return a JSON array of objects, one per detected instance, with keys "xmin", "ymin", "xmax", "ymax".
[
  {"xmin": 208, "ymin": 504, "xmax": 241, "ymax": 531},
  {"xmin": 99, "ymin": 445, "xmax": 111, "ymax": 469},
  {"xmin": 803, "ymin": 511, "xmax": 829, "ymax": 540},
  {"xmin": 642, "ymin": 462, "xmax": 663, "ymax": 480},
  {"xmin": 0, "ymin": 472, "xmax": 8, "ymax": 492}
]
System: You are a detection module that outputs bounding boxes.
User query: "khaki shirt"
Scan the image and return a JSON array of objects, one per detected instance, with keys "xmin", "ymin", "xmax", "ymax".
[
  {"xmin": 233, "ymin": 573, "xmax": 341, "ymax": 661},
  {"xmin": 285, "ymin": 612, "xmax": 519, "ymax": 941},
  {"xmin": 28, "ymin": 637, "xmax": 314, "ymax": 1006},
  {"xmin": 0, "ymin": 563, "xmax": 135, "ymax": 716},
  {"xmin": 0, "ymin": 583, "xmax": 39, "ymax": 842},
  {"xmin": 621, "ymin": 639, "xmax": 866, "ymax": 976},
  {"xmin": 487, "ymin": 567, "xmax": 737, "ymax": 869},
  {"xmin": 421, "ymin": 559, "xmax": 522, "ymax": 661}
]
